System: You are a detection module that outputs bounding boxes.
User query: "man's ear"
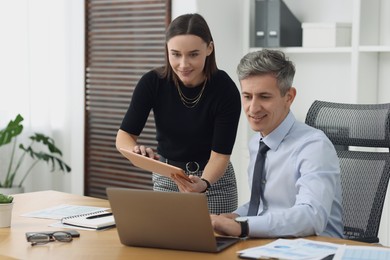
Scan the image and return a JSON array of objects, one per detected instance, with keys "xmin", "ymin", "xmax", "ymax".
[{"xmin": 286, "ymin": 87, "xmax": 296, "ymax": 104}]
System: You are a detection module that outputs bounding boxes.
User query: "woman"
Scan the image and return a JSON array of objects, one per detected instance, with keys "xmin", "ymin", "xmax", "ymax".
[{"xmin": 116, "ymin": 13, "xmax": 241, "ymax": 214}]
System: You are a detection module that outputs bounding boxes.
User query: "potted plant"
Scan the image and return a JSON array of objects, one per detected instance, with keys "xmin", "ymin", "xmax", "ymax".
[
  {"xmin": 0, "ymin": 114, "xmax": 71, "ymax": 194},
  {"xmin": 0, "ymin": 193, "xmax": 14, "ymax": 228}
]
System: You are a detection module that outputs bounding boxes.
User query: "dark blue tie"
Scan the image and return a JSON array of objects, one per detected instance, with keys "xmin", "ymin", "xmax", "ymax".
[{"xmin": 248, "ymin": 140, "xmax": 270, "ymax": 216}]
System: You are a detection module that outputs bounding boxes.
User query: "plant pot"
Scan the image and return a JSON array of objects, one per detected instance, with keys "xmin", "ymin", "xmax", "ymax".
[
  {"xmin": 0, "ymin": 186, "xmax": 24, "ymax": 195},
  {"xmin": 0, "ymin": 202, "xmax": 14, "ymax": 228}
]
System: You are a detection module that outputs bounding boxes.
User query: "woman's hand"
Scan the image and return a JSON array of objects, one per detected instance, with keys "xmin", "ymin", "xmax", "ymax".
[
  {"xmin": 171, "ymin": 151, "xmax": 230, "ymax": 193},
  {"xmin": 116, "ymin": 130, "xmax": 160, "ymax": 160},
  {"xmin": 171, "ymin": 174, "xmax": 208, "ymax": 193},
  {"xmin": 132, "ymin": 145, "xmax": 159, "ymax": 160}
]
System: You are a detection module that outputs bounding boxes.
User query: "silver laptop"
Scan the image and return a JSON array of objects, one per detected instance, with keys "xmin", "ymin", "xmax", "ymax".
[{"xmin": 106, "ymin": 187, "xmax": 240, "ymax": 253}]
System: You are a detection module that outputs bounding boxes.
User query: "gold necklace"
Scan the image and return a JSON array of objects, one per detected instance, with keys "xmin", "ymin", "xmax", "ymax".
[{"xmin": 177, "ymin": 79, "xmax": 207, "ymax": 108}]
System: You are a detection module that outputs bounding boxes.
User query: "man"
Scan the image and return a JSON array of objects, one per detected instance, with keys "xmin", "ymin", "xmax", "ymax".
[{"xmin": 211, "ymin": 49, "xmax": 344, "ymax": 238}]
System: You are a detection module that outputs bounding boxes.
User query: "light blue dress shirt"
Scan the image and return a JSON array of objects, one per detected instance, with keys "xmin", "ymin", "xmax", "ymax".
[{"xmin": 234, "ymin": 111, "xmax": 344, "ymax": 238}]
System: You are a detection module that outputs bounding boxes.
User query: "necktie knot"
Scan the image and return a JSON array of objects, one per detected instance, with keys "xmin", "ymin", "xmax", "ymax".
[{"xmin": 259, "ymin": 141, "xmax": 270, "ymax": 154}]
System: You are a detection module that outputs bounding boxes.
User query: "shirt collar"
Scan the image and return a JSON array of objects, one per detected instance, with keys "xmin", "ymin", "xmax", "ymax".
[{"xmin": 261, "ymin": 111, "xmax": 295, "ymax": 151}]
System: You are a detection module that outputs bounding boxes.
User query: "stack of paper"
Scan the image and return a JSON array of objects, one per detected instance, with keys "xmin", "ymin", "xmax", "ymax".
[
  {"xmin": 238, "ymin": 239, "xmax": 338, "ymax": 260},
  {"xmin": 238, "ymin": 238, "xmax": 390, "ymax": 260}
]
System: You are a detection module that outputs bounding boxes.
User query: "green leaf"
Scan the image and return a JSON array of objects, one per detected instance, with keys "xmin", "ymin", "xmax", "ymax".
[
  {"xmin": 1, "ymin": 114, "xmax": 72, "ymax": 188},
  {"xmin": 30, "ymin": 133, "xmax": 63, "ymax": 156},
  {"xmin": 0, "ymin": 194, "xmax": 13, "ymax": 203},
  {"xmin": 19, "ymin": 145, "xmax": 71, "ymax": 173},
  {"xmin": 0, "ymin": 114, "xmax": 24, "ymax": 147}
]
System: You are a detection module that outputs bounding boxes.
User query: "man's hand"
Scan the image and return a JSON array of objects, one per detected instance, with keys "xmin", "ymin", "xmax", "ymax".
[{"xmin": 210, "ymin": 214, "xmax": 241, "ymax": 237}]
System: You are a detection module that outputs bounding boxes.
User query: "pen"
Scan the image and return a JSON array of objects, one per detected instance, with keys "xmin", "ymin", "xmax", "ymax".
[{"xmin": 86, "ymin": 212, "xmax": 113, "ymax": 219}]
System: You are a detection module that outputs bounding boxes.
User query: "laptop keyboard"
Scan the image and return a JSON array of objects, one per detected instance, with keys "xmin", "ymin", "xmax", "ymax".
[{"xmin": 216, "ymin": 237, "xmax": 240, "ymax": 247}]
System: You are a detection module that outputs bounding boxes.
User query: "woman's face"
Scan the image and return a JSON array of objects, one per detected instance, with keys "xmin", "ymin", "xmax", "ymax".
[{"xmin": 167, "ymin": 34, "xmax": 213, "ymax": 87}]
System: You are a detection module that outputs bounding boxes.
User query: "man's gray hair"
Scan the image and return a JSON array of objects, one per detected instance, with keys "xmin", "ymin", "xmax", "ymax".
[{"xmin": 237, "ymin": 49, "xmax": 295, "ymax": 96}]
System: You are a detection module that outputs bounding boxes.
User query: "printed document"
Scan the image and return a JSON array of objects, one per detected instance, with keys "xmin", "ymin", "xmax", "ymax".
[
  {"xmin": 238, "ymin": 238, "xmax": 390, "ymax": 260},
  {"xmin": 21, "ymin": 204, "xmax": 109, "ymax": 220},
  {"xmin": 238, "ymin": 238, "xmax": 339, "ymax": 260},
  {"xmin": 333, "ymin": 245, "xmax": 390, "ymax": 260}
]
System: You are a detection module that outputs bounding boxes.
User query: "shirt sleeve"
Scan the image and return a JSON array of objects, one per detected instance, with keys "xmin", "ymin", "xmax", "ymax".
[{"xmin": 234, "ymin": 202, "xmax": 250, "ymax": 216}]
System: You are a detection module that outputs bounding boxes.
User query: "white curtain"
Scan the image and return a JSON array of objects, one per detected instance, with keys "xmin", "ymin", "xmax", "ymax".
[{"xmin": 0, "ymin": 0, "xmax": 84, "ymax": 194}]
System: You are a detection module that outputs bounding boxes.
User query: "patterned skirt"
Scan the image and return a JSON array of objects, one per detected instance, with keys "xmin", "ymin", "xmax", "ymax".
[{"xmin": 152, "ymin": 162, "xmax": 238, "ymax": 214}]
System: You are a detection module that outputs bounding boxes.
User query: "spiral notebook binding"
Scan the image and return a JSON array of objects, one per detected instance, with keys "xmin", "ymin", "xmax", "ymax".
[{"xmin": 60, "ymin": 210, "xmax": 107, "ymax": 223}]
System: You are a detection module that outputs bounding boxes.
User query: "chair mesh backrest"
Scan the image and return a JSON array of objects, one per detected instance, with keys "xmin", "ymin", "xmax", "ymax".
[{"xmin": 305, "ymin": 100, "xmax": 390, "ymax": 243}]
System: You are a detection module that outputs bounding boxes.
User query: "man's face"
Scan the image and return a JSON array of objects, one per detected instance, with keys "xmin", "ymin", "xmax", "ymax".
[{"xmin": 240, "ymin": 74, "xmax": 295, "ymax": 136}]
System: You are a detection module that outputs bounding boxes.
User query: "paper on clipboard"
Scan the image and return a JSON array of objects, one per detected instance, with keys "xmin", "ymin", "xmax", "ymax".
[{"xmin": 120, "ymin": 148, "xmax": 191, "ymax": 182}]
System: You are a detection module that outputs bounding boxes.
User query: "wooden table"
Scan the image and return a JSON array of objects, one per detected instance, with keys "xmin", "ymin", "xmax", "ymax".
[{"xmin": 0, "ymin": 190, "xmax": 371, "ymax": 260}]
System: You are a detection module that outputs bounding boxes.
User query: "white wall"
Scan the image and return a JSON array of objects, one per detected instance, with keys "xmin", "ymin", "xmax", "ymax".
[
  {"xmin": 67, "ymin": 0, "xmax": 85, "ymax": 195},
  {"xmin": 0, "ymin": 0, "xmax": 84, "ymax": 195}
]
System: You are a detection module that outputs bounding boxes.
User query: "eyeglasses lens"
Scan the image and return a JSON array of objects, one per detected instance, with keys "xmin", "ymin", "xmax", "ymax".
[
  {"xmin": 30, "ymin": 232, "xmax": 73, "ymax": 246},
  {"xmin": 53, "ymin": 232, "xmax": 73, "ymax": 242}
]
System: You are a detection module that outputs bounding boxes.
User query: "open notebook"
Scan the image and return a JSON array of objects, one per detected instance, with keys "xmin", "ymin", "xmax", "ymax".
[
  {"xmin": 106, "ymin": 187, "xmax": 240, "ymax": 252},
  {"xmin": 60, "ymin": 211, "xmax": 115, "ymax": 230}
]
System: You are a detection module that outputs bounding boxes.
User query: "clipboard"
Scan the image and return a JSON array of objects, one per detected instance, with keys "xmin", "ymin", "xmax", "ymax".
[{"xmin": 120, "ymin": 148, "xmax": 191, "ymax": 182}]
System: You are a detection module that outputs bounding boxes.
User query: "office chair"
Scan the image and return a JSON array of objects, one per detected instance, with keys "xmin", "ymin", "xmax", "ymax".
[{"xmin": 305, "ymin": 100, "xmax": 390, "ymax": 243}]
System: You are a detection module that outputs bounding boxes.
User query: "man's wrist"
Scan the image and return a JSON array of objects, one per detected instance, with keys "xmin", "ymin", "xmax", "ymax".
[{"xmin": 235, "ymin": 217, "xmax": 249, "ymax": 238}]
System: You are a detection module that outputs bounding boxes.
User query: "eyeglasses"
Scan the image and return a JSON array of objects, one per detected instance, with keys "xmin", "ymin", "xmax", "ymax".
[{"xmin": 27, "ymin": 231, "xmax": 73, "ymax": 246}]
